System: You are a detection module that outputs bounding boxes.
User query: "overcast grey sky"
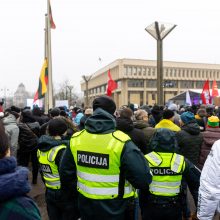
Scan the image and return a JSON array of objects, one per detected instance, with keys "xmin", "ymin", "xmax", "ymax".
[{"xmin": 1, "ymin": 0, "xmax": 220, "ymax": 96}]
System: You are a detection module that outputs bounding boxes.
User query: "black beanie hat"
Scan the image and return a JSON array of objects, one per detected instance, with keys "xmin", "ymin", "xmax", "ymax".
[
  {"xmin": 93, "ymin": 96, "xmax": 116, "ymax": 115},
  {"xmin": 48, "ymin": 118, "xmax": 67, "ymax": 136},
  {"xmin": 163, "ymin": 109, "xmax": 175, "ymax": 119}
]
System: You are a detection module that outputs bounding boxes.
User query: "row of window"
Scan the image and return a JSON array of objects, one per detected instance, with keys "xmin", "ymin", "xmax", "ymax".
[
  {"xmin": 86, "ymin": 80, "xmax": 220, "ymax": 95},
  {"xmin": 124, "ymin": 65, "xmax": 220, "ymax": 79}
]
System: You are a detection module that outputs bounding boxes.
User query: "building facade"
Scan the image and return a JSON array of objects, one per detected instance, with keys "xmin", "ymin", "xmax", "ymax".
[
  {"xmin": 13, "ymin": 83, "xmax": 30, "ymax": 108},
  {"xmin": 81, "ymin": 59, "xmax": 220, "ymax": 107}
]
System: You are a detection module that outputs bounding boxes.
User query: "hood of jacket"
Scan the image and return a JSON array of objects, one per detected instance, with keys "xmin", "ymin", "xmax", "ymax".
[
  {"xmin": 181, "ymin": 121, "xmax": 201, "ymax": 135},
  {"xmin": 85, "ymin": 108, "xmax": 116, "ymax": 134},
  {"xmin": 155, "ymin": 119, "xmax": 181, "ymax": 132},
  {"xmin": 38, "ymin": 135, "xmax": 69, "ymax": 152},
  {"xmin": 149, "ymin": 128, "xmax": 179, "ymax": 153},
  {"xmin": 116, "ymin": 117, "xmax": 133, "ymax": 132},
  {"xmin": 0, "ymin": 157, "xmax": 30, "ymax": 202},
  {"xmin": 2, "ymin": 114, "xmax": 17, "ymax": 126}
]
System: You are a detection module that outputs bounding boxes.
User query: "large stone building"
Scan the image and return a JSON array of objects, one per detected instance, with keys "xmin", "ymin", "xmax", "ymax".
[
  {"xmin": 13, "ymin": 83, "xmax": 30, "ymax": 108},
  {"xmin": 81, "ymin": 59, "xmax": 220, "ymax": 107}
]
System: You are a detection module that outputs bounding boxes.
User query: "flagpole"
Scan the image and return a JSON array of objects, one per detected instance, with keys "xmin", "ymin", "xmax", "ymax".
[
  {"xmin": 44, "ymin": 14, "xmax": 49, "ymax": 112},
  {"xmin": 47, "ymin": 0, "xmax": 53, "ymax": 111}
]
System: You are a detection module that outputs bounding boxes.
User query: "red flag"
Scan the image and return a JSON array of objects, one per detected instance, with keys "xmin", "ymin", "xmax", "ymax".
[
  {"xmin": 107, "ymin": 69, "xmax": 117, "ymax": 97},
  {"xmin": 49, "ymin": 0, "xmax": 56, "ymax": 29},
  {"xmin": 212, "ymin": 80, "xmax": 219, "ymax": 97},
  {"xmin": 201, "ymin": 80, "xmax": 211, "ymax": 104}
]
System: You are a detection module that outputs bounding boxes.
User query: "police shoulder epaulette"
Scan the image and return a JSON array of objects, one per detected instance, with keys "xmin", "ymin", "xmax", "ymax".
[{"xmin": 113, "ymin": 130, "xmax": 131, "ymax": 142}]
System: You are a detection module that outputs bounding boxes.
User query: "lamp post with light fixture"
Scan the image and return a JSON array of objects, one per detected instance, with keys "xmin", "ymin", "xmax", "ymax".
[{"xmin": 145, "ymin": 21, "xmax": 176, "ymax": 105}]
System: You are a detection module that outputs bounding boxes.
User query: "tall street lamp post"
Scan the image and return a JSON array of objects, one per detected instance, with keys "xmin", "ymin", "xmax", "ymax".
[{"xmin": 145, "ymin": 21, "xmax": 176, "ymax": 105}]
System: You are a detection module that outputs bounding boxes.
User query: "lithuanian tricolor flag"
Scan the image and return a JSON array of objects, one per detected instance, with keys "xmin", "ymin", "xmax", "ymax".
[{"xmin": 34, "ymin": 59, "xmax": 48, "ymax": 102}]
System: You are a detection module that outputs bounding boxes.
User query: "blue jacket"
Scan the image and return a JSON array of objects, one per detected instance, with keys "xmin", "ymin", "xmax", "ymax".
[{"xmin": 0, "ymin": 157, "xmax": 41, "ymax": 220}]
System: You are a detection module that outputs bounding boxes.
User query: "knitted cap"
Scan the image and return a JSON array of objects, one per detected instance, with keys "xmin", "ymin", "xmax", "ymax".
[
  {"xmin": 207, "ymin": 116, "xmax": 219, "ymax": 128},
  {"xmin": 180, "ymin": 111, "xmax": 195, "ymax": 124},
  {"xmin": 93, "ymin": 96, "xmax": 116, "ymax": 115}
]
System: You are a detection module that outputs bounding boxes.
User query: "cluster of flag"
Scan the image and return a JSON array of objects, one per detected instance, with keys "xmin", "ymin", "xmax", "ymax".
[{"xmin": 201, "ymin": 80, "xmax": 219, "ymax": 104}]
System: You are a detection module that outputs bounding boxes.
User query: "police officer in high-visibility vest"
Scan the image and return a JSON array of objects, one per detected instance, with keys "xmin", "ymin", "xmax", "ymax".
[
  {"xmin": 60, "ymin": 96, "xmax": 152, "ymax": 220},
  {"xmin": 139, "ymin": 128, "xmax": 200, "ymax": 220},
  {"xmin": 38, "ymin": 118, "xmax": 79, "ymax": 220}
]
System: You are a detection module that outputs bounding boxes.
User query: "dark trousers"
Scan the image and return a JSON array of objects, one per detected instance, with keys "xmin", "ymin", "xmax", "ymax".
[
  {"xmin": 45, "ymin": 189, "xmax": 79, "ymax": 220},
  {"xmin": 17, "ymin": 149, "xmax": 39, "ymax": 183},
  {"xmin": 142, "ymin": 202, "xmax": 182, "ymax": 220}
]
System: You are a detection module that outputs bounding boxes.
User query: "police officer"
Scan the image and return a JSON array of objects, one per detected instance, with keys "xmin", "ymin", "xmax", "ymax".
[
  {"xmin": 139, "ymin": 128, "xmax": 200, "ymax": 220},
  {"xmin": 60, "ymin": 96, "xmax": 152, "ymax": 220},
  {"xmin": 37, "ymin": 118, "xmax": 79, "ymax": 220}
]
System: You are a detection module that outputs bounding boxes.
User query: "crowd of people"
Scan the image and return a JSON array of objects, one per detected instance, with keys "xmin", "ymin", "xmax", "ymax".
[{"xmin": 0, "ymin": 97, "xmax": 219, "ymax": 220}]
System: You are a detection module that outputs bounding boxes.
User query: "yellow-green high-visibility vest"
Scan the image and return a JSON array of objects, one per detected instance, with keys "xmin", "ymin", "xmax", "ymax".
[
  {"xmin": 145, "ymin": 151, "xmax": 185, "ymax": 197},
  {"xmin": 70, "ymin": 130, "xmax": 135, "ymax": 200},
  {"xmin": 37, "ymin": 144, "xmax": 66, "ymax": 189}
]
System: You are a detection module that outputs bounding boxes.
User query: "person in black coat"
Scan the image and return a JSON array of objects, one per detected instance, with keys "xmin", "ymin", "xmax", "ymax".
[
  {"xmin": 17, "ymin": 109, "xmax": 40, "ymax": 184},
  {"xmin": 116, "ymin": 107, "xmax": 147, "ymax": 154},
  {"xmin": 176, "ymin": 111, "xmax": 203, "ymax": 166}
]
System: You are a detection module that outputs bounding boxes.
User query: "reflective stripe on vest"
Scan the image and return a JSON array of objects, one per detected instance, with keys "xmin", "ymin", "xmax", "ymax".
[
  {"xmin": 77, "ymin": 170, "xmax": 119, "ymax": 183},
  {"xmin": 38, "ymin": 144, "xmax": 66, "ymax": 189},
  {"xmin": 145, "ymin": 152, "xmax": 185, "ymax": 197},
  {"xmin": 78, "ymin": 182, "xmax": 133, "ymax": 196},
  {"xmin": 145, "ymin": 152, "xmax": 162, "ymax": 166},
  {"xmin": 71, "ymin": 130, "xmax": 135, "ymax": 199},
  {"xmin": 170, "ymin": 153, "xmax": 184, "ymax": 173}
]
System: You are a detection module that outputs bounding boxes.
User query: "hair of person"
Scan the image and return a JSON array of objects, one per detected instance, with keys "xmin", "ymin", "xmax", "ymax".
[
  {"xmin": 48, "ymin": 118, "xmax": 68, "ymax": 137},
  {"xmin": 119, "ymin": 108, "xmax": 133, "ymax": 119},
  {"xmin": 0, "ymin": 120, "xmax": 9, "ymax": 159},
  {"xmin": 135, "ymin": 109, "xmax": 148, "ymax": 120}
]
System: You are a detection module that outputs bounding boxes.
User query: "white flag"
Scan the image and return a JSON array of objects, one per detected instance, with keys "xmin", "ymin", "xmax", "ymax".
[{"xmin": 186, "ymin": 91, "xmax": 192, "ymax": 106}]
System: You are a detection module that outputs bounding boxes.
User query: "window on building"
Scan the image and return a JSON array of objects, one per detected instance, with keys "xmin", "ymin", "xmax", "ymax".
[
  {"xmin": 133, "ymin": 67, "xmax": 137, "ymax": 75},
  {"xmin": 146, "ymin": 80, "xmax": 157, "ymax": 88},
  {"xmin": 143, "ymin": 67, "xmax": 146, "ymax": 76},
  {"xmin": 217, "ymin": 72, "xmax": 220, "ymax": 79},
  {"xmin": 182, "ymin": 70, "xmax": 185, "ymax": 77},
  {"xmin": 164, "ymin": 68, "xmax": 168, "ymax": 77},
  {"xmin": 180, "ymin": 81, "xmax": 194, "ymax": 88},
  {"xmin": 128, "ymin": 66, "xmax": 132, "ymax": 75},
  {"xmin": 196, "ymin": 81, "xmax": 204, "ymax": 88},
  {"xmin": 128, "ymin": 79, "xmax": 144, "ymax": 87},
  {"xmin": 152, "ymin": 68, "xmax": 156, "ymax": 76},
  {"xmin": 137, "ymin": 67, "xmax": 142, "ymax": 76},
  {"xmin": 124, "ymin": 66, "xmax": 127, "ymax": 75}
]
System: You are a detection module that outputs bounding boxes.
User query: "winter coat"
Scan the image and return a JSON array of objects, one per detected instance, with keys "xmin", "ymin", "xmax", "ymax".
[
  {"xmin": 155, "ymin": 119, "xmax": 181, "ymax": 132},
  {"xmin": 2, "ymin": 114, "xmax": 19, "ymax": 157},
  {"xmin": 0, "ymin": 156, "xmax": 41, "ymax": 220},
  {"xmin": 197, "ymin": 140, "xmax": 220, "ymax": 220},
  {"xmin": 18, "ymin": 122, "xmax": 38, "ymax": 153},
  {"xmin": 74, "ymin": 112, "xmax": 84, "ymax": 126},
  {"xmin": 60, "ymin": 108, "xmax": 152, "ymax": 220},
  {"xmin": 116, "ymin": 117, "xmax": 147, "ymax": 154},
  {"xmin": 176, "ymin": 121, "xmax": 203, "ymax": 166},
  {"xmin": 198, "ymin": 127, "xmax": 220, "ymax": 170},
  {"xmin": 133, "ymin": 120, "xmax": 156, "ymax": 154}
]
